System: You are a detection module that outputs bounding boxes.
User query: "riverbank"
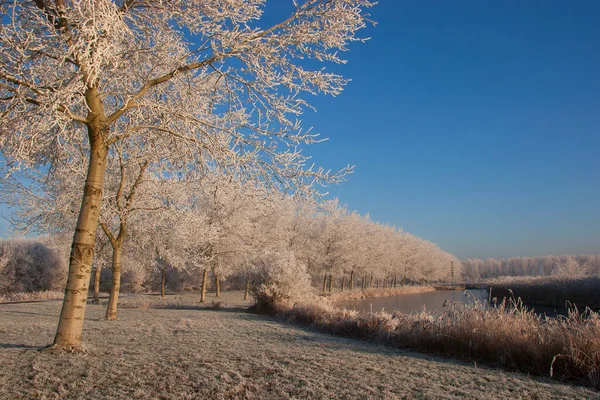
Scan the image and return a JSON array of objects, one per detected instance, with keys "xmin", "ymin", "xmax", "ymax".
[
  {"xmin": 486, "ymin": 276, "xmax": 600, "ymax": 310},
  {"xmin": 0, "ymin": 298, "xmax": 596, "ymax": 399},
  {"xmin": 326, "ymin": 286, "xmax": 436, "ymax": 301}
]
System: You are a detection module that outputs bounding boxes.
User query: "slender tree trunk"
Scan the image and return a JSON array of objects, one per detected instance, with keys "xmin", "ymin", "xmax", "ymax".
[
  {"xmin": 369, "ymin": 275, "xmax": 373, "ymax": 288},
  {"xmin": 328, "ymin": 274, "xmax": 333, "ymax": 292},
  {"xmin": 341, "ymin": 276, "xmax": 345, "ymax": 292},
  {"xmin": 383, "ymin": 276, "xmax": 387, "ymax": 288},
  {"xmin": 402, "ymin": 275, "xmax": 406, "ymax": 286},
  {"xmin": 322, "ymin": 275, "xmax": 327, "ymax": 293},
  {"xmin": 243, "ymin": 278, "xmax": 250, "ymax": 300},
  {"xmin": 215, "ymin": 273, "xmax": 221, "ymax": 297},
  {"xmin": 361, "ymin": 277, "xmax": 365, "ymax": 290},
  {"xmin": 200, "ymin": 269, "xmax": 208, "ymax": 303},
  {"xmin": 161, "ymin": 265, "xmax": 166, "ymax": 298},
  {"xmin": 349, "ymin": 271, "xmax": 354, "ymax": 290},
  {"xmin": 393, "ymin": 275, "xmax": 397, "ymax": 288},
  {"xmin": 377, "ymin": 279, "xmax": 380, "ymax": 289},
  {"xmin": 93, "ymin": 265, "xmax": 101, "ymax": 304},
  {"xmin": 54, "ymin": 119, "xmax": 108, "ymax": 347},
  {"xmin": 105, "ymin": 244, "xmax": 123, "ymax": 320}
]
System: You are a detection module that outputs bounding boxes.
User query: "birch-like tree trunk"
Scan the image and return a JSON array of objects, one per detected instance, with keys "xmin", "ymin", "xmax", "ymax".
[
  {"xmin": 54, "ymin": 110, "xmax": 109, "ymax": 347},
  {"xmin": 243, "ymin": 278, "xmax": 250, "ymax": 300},
  {"xmin": 215, "ymin": 274, "xmax": 221, "ymax": 297},
  {"xmin": 105, "ymin": 243, "xmax": 123, "ymax": 320},
  {"xmin": 200, "ymin": 269, "xmax": 208, "ymax": 303},
  {"xmin": 161, "ymin": 265, "xmax": 166, "ymax": 298},
  {"xmin": 93, "ymin": 265, "xmax": 101, "ymax": 304}
]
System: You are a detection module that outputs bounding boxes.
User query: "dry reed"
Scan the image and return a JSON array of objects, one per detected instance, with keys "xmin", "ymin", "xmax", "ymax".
[{"xmin": 277, "ymin": 294, "xmax": 600, "ymax": 388}]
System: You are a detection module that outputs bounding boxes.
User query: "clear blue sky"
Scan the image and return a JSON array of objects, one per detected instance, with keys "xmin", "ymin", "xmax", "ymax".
[
  {"xmin": 2, "ymin": 1, "xmax": 599, "ymax": 259},
  {"xmin": 298, "ymin": 0, "xmax": 600, "ymax": 259}
]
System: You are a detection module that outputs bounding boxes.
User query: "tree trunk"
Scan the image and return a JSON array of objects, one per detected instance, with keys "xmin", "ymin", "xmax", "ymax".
[
  {"xmin": 215, "ymin": 273, "xmax": 221, "ymax": 297},
  {"xmin": 349, "ymin": 271, "xmax": 354, "ymax": 290},
  {"xmin": 322, "ymin": 275, "xmax": 327, "ymax": 293},
  {"xmin": 383, "ymin": 276, "xmax": 387, "ymax": 288},
  {"xmin": 243, "ymin": 278, "xmax": 250, "ymax": 300},
  {"xmin": 369, "ymin": 275, "xmax": 373, "ymax": 288},
  {"xmin": 93, "ymin": 265, "xmax": 101, "ymax": 304},
  {"xmin": 105, "ymin": 244, "xmax": 123, "ymax": 320},
  {"xmin": 393, "ymin": 275, "xmax": 397, "ymax": 288},
  {"xmin": 341, "ymin": 276, "xmax": 345, "ymax": 292},
  {"xmin": 200, "ymin": 269, "xmax": 208, "ymax": 303},
  {"xmin": 402, "ymin": 275, "xmax": 406, "ymax": 286},
  {"xmin": 328, "ymin": 274, "xmax": 333, "ymax": 292},
  {"xmin": 54, "ymin": 121, "xmax": 108, "ymax": 347},
  {"xmin": 161, "ymin": 265, "xmax": 166, "ymax": 298},
  {"xmin": 377, "ymin": 279, "xmax": 380, "ymax": 289}
]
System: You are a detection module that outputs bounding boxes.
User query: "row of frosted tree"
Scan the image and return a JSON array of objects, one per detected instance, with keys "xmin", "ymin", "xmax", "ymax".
[
  {"xmin": 4, "ymin": 162, "xmax": 460, "ymax": 319},
  {"xmin": 462, "ymin": 255, "xmax": 600, "ymax": 280}
]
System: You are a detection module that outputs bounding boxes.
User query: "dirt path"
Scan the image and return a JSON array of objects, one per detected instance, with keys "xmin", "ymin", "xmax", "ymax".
[{"xmin": 0, "ymin": 297, "xmax": 596, "ymax": 399}]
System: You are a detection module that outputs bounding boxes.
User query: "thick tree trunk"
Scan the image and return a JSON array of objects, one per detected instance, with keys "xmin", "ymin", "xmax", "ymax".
[
  {"xmin": 200, "ymin": 269, "xmax": 208, "ymax": 303},
  {"xmin": 328, "ymin": 274, "xmax": 333, "ymax": 292},
  {"xmin": 322, "ymin": 275, "xmax": 327, "ymax": 293},
  {"xmin": 215, "ymin": 273, "xmax": 221, "ymax": 297},
  {"xmin": 341, "ymin": 276, "xmax": 345, "ymax": 292},
  {"xmin": 243, "ymin": 278, "xmax": 250, "ymax": 300},
  {"xmin": 92, "ymin": 265, "xmax": 101, "ymax": 304},
  {"xmin": 54, "ymin": 119, "xmax": 108, "ymax": 347},
  {"xmin": 349, "ymin": 271, "xmax": 354, "ymax": 290},
  {"xmin": 161, "ymin": 265, "xmax": 166, "ymax": 298},
  {"xmin": 105, "ymin": 244, "xmax": 123, "ymax": 320}
]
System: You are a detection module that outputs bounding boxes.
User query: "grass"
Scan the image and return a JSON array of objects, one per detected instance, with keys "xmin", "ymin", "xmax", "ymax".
[
  {"xmin": 486, "ymin": 276, "xmax": 600, "ymax": 309},
  {"xmin": 0, "ymin": 295, "xmax": 596, "ymax": 399},
  {"xmin": 276, "ymin": 295, "xmax": 600, "ymax": 389}
]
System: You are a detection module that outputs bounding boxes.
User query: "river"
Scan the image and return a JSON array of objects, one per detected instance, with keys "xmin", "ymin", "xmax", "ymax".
[{"xmin": 335, "ymin": 289, "xmax": 569, "ymax": 318}]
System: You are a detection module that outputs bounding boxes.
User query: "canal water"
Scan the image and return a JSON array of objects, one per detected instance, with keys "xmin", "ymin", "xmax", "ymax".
[
  {"xmin": 336, "ymin": 289, "xmax": 570, "ymax": 318},
  {"xmin": 336, "ymin": 289, "xmax": 488, "ymax": 315}
]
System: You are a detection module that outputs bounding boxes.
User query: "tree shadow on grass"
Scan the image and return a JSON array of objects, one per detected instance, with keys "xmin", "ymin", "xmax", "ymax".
[
  {"xmin": 0, "ymin": 309, "xmax": 57, "ymax": 318},
  {"xmin": 0, "ymin": 343, "xmax": 46, "ymax": 350}
]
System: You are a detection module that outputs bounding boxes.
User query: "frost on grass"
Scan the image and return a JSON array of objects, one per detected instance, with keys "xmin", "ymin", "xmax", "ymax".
[{"xmin": 0, "ymin": 300, "xmax": 597, "ymax": 400}]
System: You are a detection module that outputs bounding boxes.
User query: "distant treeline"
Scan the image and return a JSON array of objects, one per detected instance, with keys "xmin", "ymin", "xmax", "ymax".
[{"xmin": 461, "ymin": 254, "xmax": 600, "ymax": 280}]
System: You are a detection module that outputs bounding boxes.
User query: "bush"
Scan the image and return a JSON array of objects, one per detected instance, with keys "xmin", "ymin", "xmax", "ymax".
[
  {"xmin": 249, "ymin": 251, "xmax": 315, "ymax": 313},
  {"xmin": 0, "ymin": 238, "xmax": 67, "ymax": 293}
]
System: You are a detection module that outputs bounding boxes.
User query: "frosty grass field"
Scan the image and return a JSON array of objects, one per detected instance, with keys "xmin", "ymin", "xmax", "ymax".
[{"xmin": 0, "ymin": 292, "xmax": 596, "ymax": 400}]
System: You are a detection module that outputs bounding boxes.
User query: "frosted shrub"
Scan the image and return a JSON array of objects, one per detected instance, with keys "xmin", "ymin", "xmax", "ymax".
[
  {"xmin": 250, "ymin": 251, "xmax": 315, "ymax": 312},
  {"xmin": 0, "ymin": 238, "xmax": 67, "ymax": 293}
]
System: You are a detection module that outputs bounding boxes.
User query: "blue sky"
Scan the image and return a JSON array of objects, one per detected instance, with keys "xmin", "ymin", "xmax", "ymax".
[
  {"xmin": 2, "ymin": 1, "xmax": 599, "ymax": 259},
  {"xmin": 295, "ymin": 0, "xmax": 600, "ymax": 259}
]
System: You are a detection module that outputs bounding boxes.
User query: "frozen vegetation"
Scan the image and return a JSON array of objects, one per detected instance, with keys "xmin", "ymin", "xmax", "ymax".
[{"xmin": 1, "ymin": 297, "xmax": 597, "ymax": 400}]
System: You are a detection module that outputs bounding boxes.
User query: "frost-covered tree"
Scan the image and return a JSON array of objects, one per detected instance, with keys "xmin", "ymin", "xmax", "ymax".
[{"xmin": 1, "ymin": 0, "xmax": 374, "ymax": 347}]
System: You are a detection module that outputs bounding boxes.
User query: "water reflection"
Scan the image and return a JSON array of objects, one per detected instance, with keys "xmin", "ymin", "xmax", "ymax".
[
  {"xmin": 336, "ymin": 289, "xmax": 488, "ymax": 315},
  {"xmin": 336, "ymin": 289, "xmax": 569, "ymax": 318}
]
